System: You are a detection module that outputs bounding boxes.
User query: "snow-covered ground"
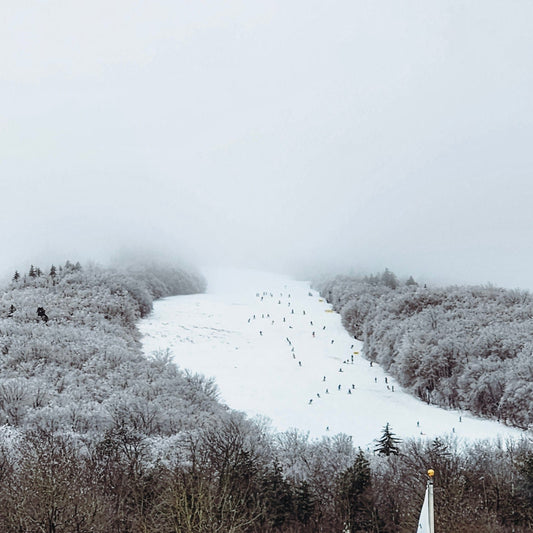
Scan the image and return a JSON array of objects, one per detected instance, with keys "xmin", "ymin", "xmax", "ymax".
[{"xmin": 139, "ymin": 268, "xmax": 527, "ymax": 448}]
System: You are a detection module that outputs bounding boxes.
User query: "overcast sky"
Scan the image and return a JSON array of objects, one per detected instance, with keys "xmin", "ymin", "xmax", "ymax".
[{"xmin": 1, "ymin": 1, "xmax": 532, "ymax": 288}]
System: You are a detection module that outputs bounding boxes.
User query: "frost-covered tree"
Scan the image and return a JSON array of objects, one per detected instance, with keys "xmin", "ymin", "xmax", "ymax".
[{"xmin": 406, "ymin": 275, "xmax": 417, "ymax": 286}]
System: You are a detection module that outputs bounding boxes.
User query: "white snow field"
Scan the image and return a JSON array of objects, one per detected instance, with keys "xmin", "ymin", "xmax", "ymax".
[{"xmin": 139, "ymin": 268, "xmax": 526, "ymax": 448}]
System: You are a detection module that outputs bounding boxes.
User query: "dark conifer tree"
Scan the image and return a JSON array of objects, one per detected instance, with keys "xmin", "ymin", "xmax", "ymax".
[
  {"xmin": 374, "ymin": 423, "xmax": 401, "ymax": 456},
  {"xmin": 12, "ymin": 271, "xmax": 20, "ymax": 282},
  {"xmin": 293, "ymin": 480, "xmax": 315, "ymax": 525},
  {"xmin": 337, "ymin": 449, "xmax": 376, "ymax": 532},
  {"xmin": 260, "ymin": 461, "xmax": 293, "ymax": 529},
  {"xmin": 28, "ymin": 265, "xmax": 36, "ymax": 278}
]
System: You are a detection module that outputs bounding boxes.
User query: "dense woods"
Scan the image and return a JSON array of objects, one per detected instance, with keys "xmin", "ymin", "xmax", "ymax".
[
  {"xmin": 0, "ymin": 260, "xmax": 213, "ymax": 436},
  {"xmin": 1, "ymin": 261, "xmax": 532, "ymax": 531},
  {"xmin": 314, "ymin": 270, "xmax": 533, "ymax": 430},
  {"xmin": 1, "ymin": 423, "xmax": 533, "ymax": 532}
]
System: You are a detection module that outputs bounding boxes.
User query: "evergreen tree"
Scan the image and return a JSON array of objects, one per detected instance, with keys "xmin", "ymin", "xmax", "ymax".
[
  {"xmin": 381, "ymin": 268, "xmax": 398, "ymax": 290},
  {"xmin": 337, "ymin": 450, "xmax": 376, "ymax": 532},
  {"xmin": 28, "ymin": 265, "xmax": 36, "ymax": 278},
  {"xmin": 49, "ymin": 265, "xmax": 57, "ymax": 278},
  {"xmin": 260, "ymin": 461, "xmax": 293, "ymax": 528},
  {"xmin": 374, "ymin": 423, "xmax": 401, "ymax": 456},
  {"xmin": 12, "ymin": 271, "xmax": 20, "ymax": 282},
  {"xmin": 293, "ymin": 480, "xmax": 315, "ymax": 525},
  {"xmin": 406, "ymin": 275, "xmax": 418, "ymax": 286}
]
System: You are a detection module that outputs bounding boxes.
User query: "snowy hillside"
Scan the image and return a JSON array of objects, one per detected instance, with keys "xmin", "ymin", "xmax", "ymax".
[{"xmin": 139, "ymin": 268, "xmax": 526, "ymax": 448}]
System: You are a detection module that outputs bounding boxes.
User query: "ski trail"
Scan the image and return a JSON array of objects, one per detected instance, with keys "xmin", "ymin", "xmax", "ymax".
[{"xmin": 139, "ymin": 268, "xmax": 527, "ymax": 448}]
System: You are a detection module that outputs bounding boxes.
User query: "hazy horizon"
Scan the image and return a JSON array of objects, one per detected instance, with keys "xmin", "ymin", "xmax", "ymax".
[{"xmin": 2, "ymin": 1, "xmax": 532, "ymax": 290}]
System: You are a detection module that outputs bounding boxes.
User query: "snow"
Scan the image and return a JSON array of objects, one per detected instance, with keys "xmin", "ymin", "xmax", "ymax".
[{"xmin": 139, "ymin": 268, "xmax": 527, "ymax": 448}]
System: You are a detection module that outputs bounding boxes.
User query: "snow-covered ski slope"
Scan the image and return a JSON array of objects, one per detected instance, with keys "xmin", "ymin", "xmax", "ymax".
[{"xmin": 139, "ymin": 268, "xmax": 526, "ymax": 448}]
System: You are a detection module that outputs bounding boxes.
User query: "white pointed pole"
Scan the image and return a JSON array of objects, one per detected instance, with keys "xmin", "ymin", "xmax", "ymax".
[
  {"xmin": 417, "ymin": 469, "xmax": 435, "ymax": 532},
  {"xmin": 427, "ymin": 469, "xmax": 435, "ymax": 533}
]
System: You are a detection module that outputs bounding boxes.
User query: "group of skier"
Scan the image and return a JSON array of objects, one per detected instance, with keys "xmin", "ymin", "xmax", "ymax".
[{"xmin": 250, "ymin": 287, "xmax": 402, "ymax": 430}]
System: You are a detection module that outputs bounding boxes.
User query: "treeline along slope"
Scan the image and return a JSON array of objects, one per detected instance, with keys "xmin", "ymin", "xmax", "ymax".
[
  {"xmin": 314, "ymin": 270, "xmax": 533, "ymax": 429},
  {"xmin": 0, "ymin": 260, "xmax": 220, "ymax": 434}
]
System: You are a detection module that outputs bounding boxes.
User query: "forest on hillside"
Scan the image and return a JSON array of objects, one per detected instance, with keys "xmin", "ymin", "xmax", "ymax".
[
  {"xmin": 313, "ymin": 270, "xmax": 533, "ymax": 430},
  {"xmin": 0, "ymin": 261, "xmax": 532, "ymax": 532}
]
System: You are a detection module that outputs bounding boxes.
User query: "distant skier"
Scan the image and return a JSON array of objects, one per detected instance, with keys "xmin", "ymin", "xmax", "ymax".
[
  {"xmin": 308, "ymin": 399, "xmax": 313, "ymax": 404},
  {"xmin": 325, "ymin": 388, "xmax": 329, "ymax": 394},
  {"xmin": 391, "ymin": 385, "xmax": 395, "ymax": 392},
  {"xmin": 299, "ymin": 361, "xmax": 302, "ymax": 367},
  {"xmin": 331, "ymin": 339, "xmax": 334, "ymax": 344},
  {"xmin": 338, "ymin": 384, "xmax": 341, "ymax": 391},
  {"xmin": 283, "ymin": 317, "xmax": 286, "ymax": 322},
  {"xmin": 317, "ymin": 393, "xmax": 321, "ymax": 398},
  {"xmin": 374, "ymin": 377, "xmax": 377, "ymax": 383},
  {"xmin": 291, "ymin": 309, "xmax": 294, "ymax": 314},
  {"xmin": 384, "ymin": 377, "xmax": 388, "ymax": 384},
  {"xmin": 369, "ymin": 361, "xmax": 373, "ymax": 367},
  {"xmin": 323, "ymin": 376, "xmax": 326, "ymax": 382},
  {"xmin": 310, "ymin": 321, "xmax": 313, "ymax": 325},
  {"xmin": 303, "ymin": 310, "xmax": 306, "ymax": 315},
  {"xmin": 351, "ymin": 344, "xmax": 354, "ymax": 349},
  {"xmin": 323, "ymin": 326, "xmax": 326, "ymax": 330},
  {"xmin": 248, "ymin": 318, "xmax": 251, "ymax": 323},
  {"xmin": 312, "ymin": 332, "xmax": 315, "ymax": 337},
  {"xmin": 348, "ymin": 389, "xmax": 352, "ymax": 395},
  {"xmin": 352, "ymin": 384, "xmax": 355, "ymax": 389},
  {"xmin": 259, "ymin": 331, "xmax": 263, "ymax": 336},
  {"xmin": 338, "ymin": 368, "xmax": 343, "ymax": 373},
  {"xmin": 417, "ymin": 421, "xmax": 420, "ymax": 427}
]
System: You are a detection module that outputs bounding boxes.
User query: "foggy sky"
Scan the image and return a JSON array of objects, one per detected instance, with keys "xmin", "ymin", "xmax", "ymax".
[{"xmin": 2, "ymin": 1, "xmax": 533, "ymax": 288}]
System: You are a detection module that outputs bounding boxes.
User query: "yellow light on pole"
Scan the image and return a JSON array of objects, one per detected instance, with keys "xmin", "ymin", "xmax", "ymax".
[{"xmin": 428, "ymin": 469, "xmax": 434, "ymax": 478}]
